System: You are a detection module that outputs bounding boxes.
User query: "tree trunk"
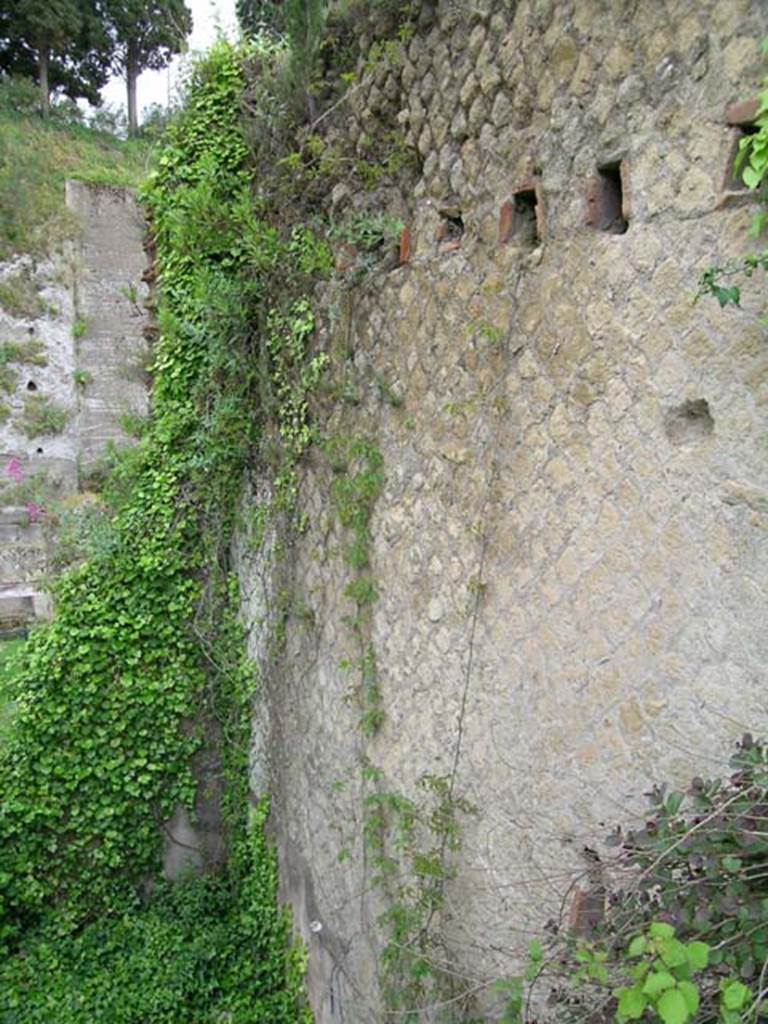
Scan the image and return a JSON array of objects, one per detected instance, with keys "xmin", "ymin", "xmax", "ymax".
[
  {"xmin": 126, "ymin": 46, "xmax": 139, "ymax": 137},
  {"xmin": 38, "ymin": 46, "xmax": 50, "ymax": 119}
]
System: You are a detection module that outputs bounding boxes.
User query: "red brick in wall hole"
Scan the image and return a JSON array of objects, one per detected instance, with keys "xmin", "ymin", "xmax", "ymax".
[
  {"xmin": 498, "ymin": 200, "xmax": 514, "ymax": 243},
  {"xmin": 726, "ymin": 96, "xmax": 760, "ymax": 125},
  {"xmin": 585, "ymin": 178, "xmax": 602, "ymax": 228},
  {"xmin": 399, "ymin": 227, "xmax": 411, "ymax": 265}
]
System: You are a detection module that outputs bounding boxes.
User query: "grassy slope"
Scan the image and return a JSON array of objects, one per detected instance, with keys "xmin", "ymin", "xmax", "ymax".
[{"xmin": 0, "ymin": 111, "xmax": 153, "ymax": 261}]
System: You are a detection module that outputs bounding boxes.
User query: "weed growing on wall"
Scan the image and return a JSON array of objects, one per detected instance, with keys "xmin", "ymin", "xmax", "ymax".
[
  {"xmin": 497, "ymin": 736, "xmax": 768, "ymax": 1024},
  {"xmin": 19, "ymin": 393, "xmax": 70, "ymax": 436},
  {"xmin": 326, "ymin": 432, "xmax": 385, "ymax": 734},
  {"xmin": 324, "ymin": 413, "xmax": 480, "ymax": 1015},
  {"xmin": 0, "ymin": 339, "xmax": 47, "ymax": 366},
  {"xmin": 0, "ymin": 269, "xmax": 45, "ymax": 319},
  {"xmin": 0, "ymin": 40, "xmax": 323, "ymax": 1019},
  {"xmin": 362, "ymin": 763, "xmax": 477, "ymax": 1018},
  {"xmin": 698, "ymin": 39, "xmax": 768, "ymax": 311}
]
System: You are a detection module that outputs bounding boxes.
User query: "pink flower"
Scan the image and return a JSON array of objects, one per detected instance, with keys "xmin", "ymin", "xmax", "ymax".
[
  {"xmin": 5, "ymin": 458, "xmax": 23, "ymax": 482},
  {"xmin": 27, "ymin": 502, "xmax": 43, "ymax": 523}
]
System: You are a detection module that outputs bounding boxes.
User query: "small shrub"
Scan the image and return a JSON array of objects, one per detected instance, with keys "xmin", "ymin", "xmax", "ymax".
[
  {"xmin": 20, "ymin": 394, "xmax": 69, "ymax": 437},
  {"xmin": 118, "ymin": 410, "xmax": 149, "ymax": 438},
  {"xmin": 0, "ymin": 75, "xmax": 40, "ymax": 117},
  {"xmin": 87, "ymin": 103, "xmax": 128, "ymax": 137},
  {"xmin": 511, "ymin": 735, "xmax": 768, "ymax": 1024},
  {"xmin": 0, "ymin": 339, "xmax": 48, "ymax": 366},
  {"xmin": 330, "ymin": 211, "xmax": 403, "ymax": 252},
  {"xmin": 0, "ymin": 364, "xmax": 16, "ymax": 393},
  {"xmin": 72, "ymin": 317, "xmax": 89, "ymax": 340},
  {"xmin": 0, "ymin": 271, "xmax": 44, "ymax": 319}
]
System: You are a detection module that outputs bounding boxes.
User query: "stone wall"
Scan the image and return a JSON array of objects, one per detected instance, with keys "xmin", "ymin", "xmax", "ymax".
[
  {"xmin": 0, "ymin": 183, "xmax": 148, "ymax": 629},
  {"xmin": 65, "ymin": 181, "xmax": 149, "ymax": 473},
  {"xmin": 239, "ymin": 1, "xmax": 768, "ymax": 1020}
]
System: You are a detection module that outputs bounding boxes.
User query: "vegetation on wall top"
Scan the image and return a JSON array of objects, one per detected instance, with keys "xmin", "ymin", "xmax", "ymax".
[{"xmin": 0, "ymin": 76, "xmax": 152, "ymax": 260}]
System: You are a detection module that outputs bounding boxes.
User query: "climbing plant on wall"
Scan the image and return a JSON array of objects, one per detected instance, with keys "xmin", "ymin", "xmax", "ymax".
[
  {"xmin": 0, "ymin": 39, "xmax": 326, "ymax": 1020},
  {"xmin": 698, "ymin": 39, "xmax": 768, "ymax": 310}
]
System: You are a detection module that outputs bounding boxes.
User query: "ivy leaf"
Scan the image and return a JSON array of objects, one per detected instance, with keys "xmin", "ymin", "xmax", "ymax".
[
  {"xmin": 722, "ymin": 855, "xmax": 743, "ymax": 873},
  {"xmin": 658, "ymin": 938, "xmax": 688, "ymax": 969},
  {"xmin": 643, "ymin": 971, "xmax": 676, "ymax": 997},
  {"xmin": 628, "ymin": 935, "xmax": 648, "ymax": 957},
  {"xmin": 665, "ymin": 791, "xmax": 684, "ymax": 815},
  {"xmin": 678, "ymin": 980, "xmax": 700, "ymax": 1016},
  {"xmin": 657, "ymin": 988, "xmax": 690, "ymax": 1024},
  {"xmin": 617, "ymin": 986, "xmax": 647, "ymax": 1020},
  {"xmin": 712, "ymin": 284, "xmax": 740, "ymax": 308},
  {"xmin": 649, "ymin": 922, "xmax": 675, "ymax": 940},
  {"xmin": 685, "ymin": 941, "xmax": 709, "ymax": 970},
  {"xmin": 744, "ymin": 165, "xmax": 763, "ymax": 190},
  {"xmin": 748, "ymin": 211, "xmax": 768, "ymax": 238},
  {"xmin": 722, "ymin": 980, "xmax": 750, "ymax": 1010}
]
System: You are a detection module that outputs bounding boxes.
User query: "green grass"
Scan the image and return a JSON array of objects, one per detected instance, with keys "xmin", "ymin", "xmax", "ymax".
[
  {"xmin": 20, "ymin": 393, "xmax": 70, "ymax": 437},
  {"xmin": 0, "ymin": 105, "xmax": 154, "ymax": 259},
  {"xmin": 0, "ymin": 638, "xmax": 24, "ymax": 744},
  {"xmin": 0, "ymin": 269, "xmax": 45, "ymax": 318}
]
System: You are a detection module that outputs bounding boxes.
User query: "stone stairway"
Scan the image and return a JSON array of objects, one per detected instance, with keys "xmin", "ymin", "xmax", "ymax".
[{"xmin": 0, "ymin": 505, "xmax": 51, "ymax": 636}]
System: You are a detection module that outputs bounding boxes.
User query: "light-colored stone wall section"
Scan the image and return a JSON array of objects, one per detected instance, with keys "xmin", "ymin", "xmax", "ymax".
[
  {"xmin": 66, "ymin": 181, "xmax": 150, "ymax": 473},
  {"xmin": 0, "ymin": 253, "xmax": 79, "ymax": 495},
  {"xmin": 0, "ymin": 183, "xmax": 148, "ymax": 624},
  {"xmin": 0, "ymin": 252, "xmax": 79, "ymax": 624},
  {"xmin": 240, "ymin": 1, "xmax": 768, "ymax": 1021}
]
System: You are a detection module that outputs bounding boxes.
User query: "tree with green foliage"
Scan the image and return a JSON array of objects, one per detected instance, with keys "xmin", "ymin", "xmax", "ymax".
[
  {"xmin": 104, "ymin": 0, "xmax": 192, "ymax": 136},
  {"xmin": 0, "ymin": 0, "xmax": 111, "ymax": 115},
  {"xmin": 235, "ymin": 0, "xmax": 332, "ymax": 121},
  {"xmin": 236, "ymin": 0, "xmax": 286, "ymax": 38},
  {"xmin": 285, "ymin": 0, "xmax": 328, "ymax": 120}
]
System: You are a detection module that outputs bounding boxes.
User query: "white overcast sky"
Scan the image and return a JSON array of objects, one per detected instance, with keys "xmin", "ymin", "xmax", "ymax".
[{"xmin": 101, "ymin": 0, "xmax": 238, "ymax": 118}]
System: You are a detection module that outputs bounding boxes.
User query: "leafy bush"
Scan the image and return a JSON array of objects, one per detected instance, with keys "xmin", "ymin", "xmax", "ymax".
[{"xmin": 511, "ymin": 736, "xmax": 768, "ymax": 1024}]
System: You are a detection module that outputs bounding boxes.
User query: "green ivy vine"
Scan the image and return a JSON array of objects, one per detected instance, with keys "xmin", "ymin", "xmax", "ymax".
[{"xmin": 0, "ymin": 39, "xmax": 327, "ymax": 1020}]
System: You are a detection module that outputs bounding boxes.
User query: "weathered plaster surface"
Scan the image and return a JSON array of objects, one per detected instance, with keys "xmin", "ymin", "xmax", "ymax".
[
  {"xmin": 0, "ymin": 183, "xmax": 148, "ymax": 626},
  {"xmin": 66, "ymin": 181, "xmax": 149, "ymax": 473},
  {"xmin": 237, "ymin": 0, "xmax": 768, "ymax": 1020}
]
